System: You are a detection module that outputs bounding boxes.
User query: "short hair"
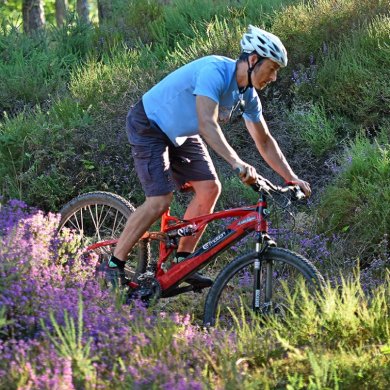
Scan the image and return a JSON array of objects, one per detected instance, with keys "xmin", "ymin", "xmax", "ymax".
[{"xmin": 238, "ymin": 51, "xmax": 267, "ymax": 66}]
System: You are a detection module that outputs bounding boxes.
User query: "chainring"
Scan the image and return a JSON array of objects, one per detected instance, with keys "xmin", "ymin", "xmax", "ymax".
[{"xmin": 128, "ymin": 276, "xmax": 161, "ymax": 304}]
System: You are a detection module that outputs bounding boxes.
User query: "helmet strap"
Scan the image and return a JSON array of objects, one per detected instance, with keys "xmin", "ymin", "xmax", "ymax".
[
  {"xmin": 242, "ymin": 56, "xmax": 262, "ymax": 93},
  {"xmin": 236, "ymin": 54, "xmax": 263, "ymax": 94}
]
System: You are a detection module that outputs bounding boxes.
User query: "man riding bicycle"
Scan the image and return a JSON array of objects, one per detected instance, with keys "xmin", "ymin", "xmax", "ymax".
[{"xmin": 107, "ymin": 25, "xmax": 311, "ymax": 288}]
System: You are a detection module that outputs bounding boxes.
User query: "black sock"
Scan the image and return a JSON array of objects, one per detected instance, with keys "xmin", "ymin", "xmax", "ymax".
[
  {"xmin": 176, "ymin": 251, "xmax": 191, "ymax": 259},
  {"xmin": 109, "ymin": 255, "xmax": 125, "ymax": 269}
]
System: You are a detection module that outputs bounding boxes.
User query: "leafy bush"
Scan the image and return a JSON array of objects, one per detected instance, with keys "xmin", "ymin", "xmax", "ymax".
[
  {"xmin": 150, "ymin": 0, "xmax": 296, "ymax": 52},
  {"xmin": 0, "ymin": 17, "xmax": 94, "ymax": 116},
  {"xmin": 304, "ymin": 15, "xmax": 390, "ymax": 128},
  {"xmin": 286, "ymin": 103, "xmax": 349, "ymax": 156},
  {"xmin": 0, "ymin": 201, "xmax": 389, "ymax": 388},
  {"xmin": 273, "ymin": 0, "xmax": 390, "ymax": 67},
  {"xmin": 318, "ymin": 131, "xmax": 389, "ymax": 258},
  {"xmin": 0, "ymin": 100, "xmax": 92, "ymax": 209}
]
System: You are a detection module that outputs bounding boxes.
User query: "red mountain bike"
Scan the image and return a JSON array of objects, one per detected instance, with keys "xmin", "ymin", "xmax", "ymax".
[{"xmin": 59, "ymin": 175, "xmax": 325, "ymax": 326}]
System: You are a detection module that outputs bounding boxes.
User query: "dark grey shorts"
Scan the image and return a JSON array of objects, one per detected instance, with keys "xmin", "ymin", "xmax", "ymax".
[{"xmin": 126, "ymin": 100, "xmax": 217, "ymax": 197}]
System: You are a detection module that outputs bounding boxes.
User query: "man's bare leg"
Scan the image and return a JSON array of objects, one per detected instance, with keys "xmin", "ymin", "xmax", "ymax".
[
  {"xmin": 177, "ymin": 179, "xmax": 221, "ymax": 254},
  {"xmin": 113, "ymin": 193, "xmax": 173, "ymax": 261}
]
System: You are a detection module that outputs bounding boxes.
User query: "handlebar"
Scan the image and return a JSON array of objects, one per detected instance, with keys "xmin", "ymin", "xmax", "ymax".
[
  {"xmin": 234, "ymin": 168, "xmax": 306, "ymax": 201},
  {"xmin": 253, "ymin": 176, "xmax": 306, "ymax": 201}
]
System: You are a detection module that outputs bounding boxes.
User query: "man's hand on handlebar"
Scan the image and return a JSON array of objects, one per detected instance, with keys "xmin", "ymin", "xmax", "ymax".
[
  {"xmin": 286, "ymin": 178, "xmax": 311, "ymax": 198},
  {"xmin": 233, "ymin": 162, "xmax": 311, "ymax": 198},
  {"xmin": 233, "ymin": 162, "xmax": 257, "ymax": 185}
]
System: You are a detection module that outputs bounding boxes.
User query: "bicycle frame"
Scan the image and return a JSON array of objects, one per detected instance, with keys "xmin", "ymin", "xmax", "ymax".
[{"xmin": 87, "ymin": 194, "xmax": 271, "ymax": 294}]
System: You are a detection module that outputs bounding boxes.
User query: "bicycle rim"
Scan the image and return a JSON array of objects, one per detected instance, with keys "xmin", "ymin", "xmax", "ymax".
[
  {"xmin": 58, "ymin": 192, "xmax": 148, "ymax": 281},
  {"xmin": 204, "ymin": 247, "xmax": 324, "ymax": 327}
]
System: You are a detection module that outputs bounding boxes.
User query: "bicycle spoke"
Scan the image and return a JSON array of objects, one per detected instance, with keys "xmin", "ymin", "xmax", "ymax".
[
  {"xmin": 67, "ymin": 213, "xmax": 82, "ymax": 233},
  {"xmin": 96, "ymin": 205, "xmax": 113, "ymax": 236},
  {"xmin": 94, "ymin": 204, "xmax": 103, "ymax": 240},
  {"xmin": 111, "ymin": 210, "xmax": 126, "ymax": 238},
  {"xmin": 87, "ymin": 204, "xmax": 102, "ymax": 241},
  {"xmin": 58, "ymin": 192, "xmax": 147, "ymax": 283},
  {"xmin": 208, "ymin": 249, "xmax": 323, "ymax": 327},
  {"xmin": 64, "ymin": 203, "xmax": 130, "ymax": 245}
]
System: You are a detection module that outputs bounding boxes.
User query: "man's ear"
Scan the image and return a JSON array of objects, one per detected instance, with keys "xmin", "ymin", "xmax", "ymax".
[{"xmin": 248, "ymin": 53, "xmax": 259, "ymax": 66}]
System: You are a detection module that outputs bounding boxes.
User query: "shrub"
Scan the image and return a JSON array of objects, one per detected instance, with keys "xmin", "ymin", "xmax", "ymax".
[
  {"xmin": 287, "ymin": 103, "xmax": 341, "ymax": 156},
  {"xmin": 0, "ymin": 100, "xmax": 92, "ymax": 209},
  {"xmin": 0, "ymin": 16, "xmax": 94, "ymax": 117},
  {"xmin": 318, "ymin": 130, "xmax": 389, "ymax": 258},
  {"xmin": 273, "ymin": 0, "xmax": 390, "ymax": 67},
  {"xmin": 305, "ymin": 15, "xmax": 390, "ymax": 128},
  {"xmin": 150, "ymin": 0, "xmax": 296, "ymax": 52}
]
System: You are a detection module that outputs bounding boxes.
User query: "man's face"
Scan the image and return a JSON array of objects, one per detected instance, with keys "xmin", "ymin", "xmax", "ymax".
[{"xmin": 251, "ymin": 58, "xmax": 280, "ymax": 90}]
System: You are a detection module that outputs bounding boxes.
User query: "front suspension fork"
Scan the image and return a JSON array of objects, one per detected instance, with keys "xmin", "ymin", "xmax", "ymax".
[{"xmin": 252, "ymin": 232, "xmax": 275, "ymax": 311}]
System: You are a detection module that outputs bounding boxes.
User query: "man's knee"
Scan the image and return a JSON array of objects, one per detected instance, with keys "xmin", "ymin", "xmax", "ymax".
[
  {"xmin": 209, "ymin": 179, "xmax": 222, "ymax": 200},
  {"xmin": 144, "ymin": 193, "xmax": 173, "ymax": 216},
  {"xmin": 193, "ymin": 179, "xmax": 222, "ymax": 201}
]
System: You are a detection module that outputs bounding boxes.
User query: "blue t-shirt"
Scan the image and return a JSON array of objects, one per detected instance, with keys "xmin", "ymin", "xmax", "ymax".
[{"xmin": 142, "ymin": 55, "xmax": 262, "ymax": 146}]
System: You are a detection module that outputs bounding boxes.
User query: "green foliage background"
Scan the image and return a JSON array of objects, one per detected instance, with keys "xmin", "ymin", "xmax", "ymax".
[
  {"xmin": 0, "ymin": 1, "xmax": 389, "ymax": 388},
  {"xmin": 0, "ymin": 0, "xmax": 389, "ymax": 261}
]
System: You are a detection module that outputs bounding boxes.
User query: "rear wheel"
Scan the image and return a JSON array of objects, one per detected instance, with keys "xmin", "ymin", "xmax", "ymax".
[
  {"xmin": 203, "ymin": 247, "xmax": 325, "ymax": 327},
  {"xmin": 59, "ymin": 191, "xmax": 149, "ymax": 281}
]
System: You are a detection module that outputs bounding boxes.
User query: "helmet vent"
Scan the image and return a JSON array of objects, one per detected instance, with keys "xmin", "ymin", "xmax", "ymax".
[{"xmin": 240, "ymin": 25, "xmax": 288, "ymax": 67}]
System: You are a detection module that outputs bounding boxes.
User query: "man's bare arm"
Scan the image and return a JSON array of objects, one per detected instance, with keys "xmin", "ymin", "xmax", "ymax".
[
  {"xmin": 245, "ymin": 116, "xmax": 311, "ymax": 195},
  {"xmin": 196, "ymin": 95, "xmax": 240, "ymax": 166},
  {"xmin": 196, "ymin": 95, "xmax": 256, "ymax": 182}
]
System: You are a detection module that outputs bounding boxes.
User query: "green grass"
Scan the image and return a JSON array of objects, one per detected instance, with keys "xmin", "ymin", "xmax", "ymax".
[
  {"xmin": 0, "ymin": 15, "xmax": 94, "ymax": 114},
  {"xmin": 150, "ymin": 0, "xmax": 297, "ymax": 53},
  {"xmin": 299, "ymin": 14, "xmax": 390, "ymax": 129},
  {"xmin": 69, "ymin": 48, "xmax": 159, "ymax": 114},
  {"xmin": 287, "ymin": 103, "xmax": 342, "ymax": 156},
  {"xmin": 273, "ymin": 0, "xmax": 390, "ymax": 67},
  {"xmin": 204, "ymin": 276, "xmax": 390, "ymax": 388},
  {"xmin": 0, "ymin": 1, "xmax": 389, "ymax": 387},
  {"xmin": 0, "ymin": 100, "xmax": 92, "ymax": 208},
  {"xmin": 318, "ymin": 130, "xmax": 389, "ymax": 258},
  {"xmin": 0, "ymin": 0, "xmax": 388, "ymax": 271},
  {"xmin": 125, "ymin": 276, "xmax": 390, "ymax": 388}
]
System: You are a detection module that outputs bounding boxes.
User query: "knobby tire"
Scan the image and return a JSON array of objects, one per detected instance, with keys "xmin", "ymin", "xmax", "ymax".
[
  {"xmin": 203, "ymin": 247, "xmax": 325, "ymax": 327},
  {"xmin": 58, "ymin": 191, "xmax": 150, "ymax": 280}
]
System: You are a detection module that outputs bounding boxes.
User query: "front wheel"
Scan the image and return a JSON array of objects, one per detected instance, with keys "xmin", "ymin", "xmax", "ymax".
[
  {"xmin": 58, "ymin": 191, "xmax": 149, "ymax": 281},
  {"xmin": 203, "ymin": 247, "xmax": 325, "ymax": 327}
]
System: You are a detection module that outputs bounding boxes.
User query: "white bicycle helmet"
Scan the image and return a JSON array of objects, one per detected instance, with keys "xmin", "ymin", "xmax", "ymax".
[{"xmin": 240, "ymin": 25, "xmax": 288, "ymax": 68}]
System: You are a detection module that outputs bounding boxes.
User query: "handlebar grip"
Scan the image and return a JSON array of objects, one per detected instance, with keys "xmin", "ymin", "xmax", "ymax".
[
  {"xmin": 235, "ymin": 168, "xmax": 307, "ymax": 200},
  {"xmin": 234, "ymin": 167, "xmax": 264, "ymax": 192}
]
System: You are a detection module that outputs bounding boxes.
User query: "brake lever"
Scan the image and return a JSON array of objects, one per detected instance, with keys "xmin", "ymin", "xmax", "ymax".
[{"xmin": 291, "ymin": 185, "xmax": 306, "ymax": 201}]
